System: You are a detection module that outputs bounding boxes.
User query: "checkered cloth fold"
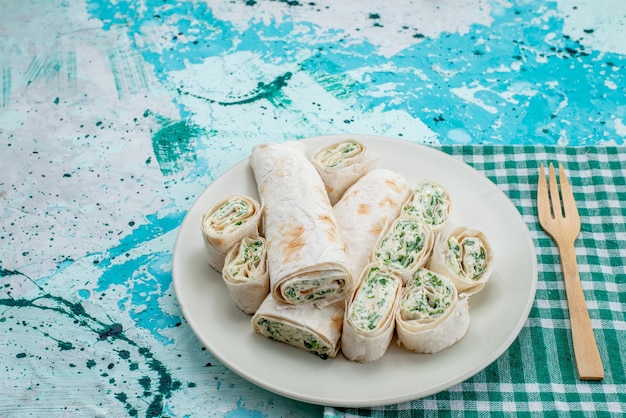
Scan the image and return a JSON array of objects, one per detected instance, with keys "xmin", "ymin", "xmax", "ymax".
[{"xmin": 324, "ymin": 145, "xmax": 626, "ymax": 418}]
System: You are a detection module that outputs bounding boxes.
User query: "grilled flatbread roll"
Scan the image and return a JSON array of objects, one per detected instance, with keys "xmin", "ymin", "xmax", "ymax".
[
  {"xmin": 201, "ymin": 194, "xmax": 262, "ymax": 272},
  {"xmin": 333, "ymin": 169, "xmax": 411, "ymax": 280},
  {"xmin": 311, "ymin": 139, "xmax": 372, "ymax": 205},
  {"xmin": 396, "ymin": 268, "xmax": 470, "ymax": 353},
  {"xmin": 250, "ymin": 141, "xmax": 353, "ymax": 305},
  {"xmin": 402, "ymin": 180, "xmax": 451, "ymax": 234},
  {"xmin": 428, "ymin": 226, "xmax": 494, "ymax": 296},
  {"xmin": 252, "ymin": 294, "xmax": 344, "ymax": 359},
  {"xmin": 341, "ymin": 264, "xmax": 403, "ymax": 363},
  {"xmin": 222, "ymin": 236, "xmax": 269, "ymax": 314},
  {"xmin": 373, "ymin": 216, "xmax": 435, "ymax": 284}
]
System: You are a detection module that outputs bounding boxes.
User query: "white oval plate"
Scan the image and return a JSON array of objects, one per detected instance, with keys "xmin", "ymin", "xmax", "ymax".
[{"xmin": 172, "ymin": 134, "xmax": 537, "ymax": 407}]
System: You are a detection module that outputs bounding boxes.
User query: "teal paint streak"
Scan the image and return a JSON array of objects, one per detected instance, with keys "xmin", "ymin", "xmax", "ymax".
[
  {"xmin": 179, "ymin": 72, "xmax": 293, "ymax": 108},
  {"xmin": 1, "ymin": 63, "xmax": 10, "ymax": 107},
  {"xmin": 109, "ymin": 47, "xmax": 150, "ymax": 99},
  {"xmin": 300, "ymin": 54, "xmax": 358, "ymax": 101},
  {"xmin": 0, "ymin": 266, "xmax": 20, "ymax": 276},
  {"xmin": 146, "ymin": 111, "xmax": 204, "ymax": 176},
  {"xmin": 23, "ymin": 49, "xmax": 77, "ymax": 89}
]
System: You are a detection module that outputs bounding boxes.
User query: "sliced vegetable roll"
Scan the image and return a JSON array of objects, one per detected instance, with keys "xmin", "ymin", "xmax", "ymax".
[
  {"xmin": 395, "ymin": 268, "xmax": 470, "ymax": 354},
  {"xmin": 250, "ymin": 141, "xmax": 353, "ymax": 305},
  {"xmin": 222, "ymin": 236, "xmax": 269, "ymax": 314},
  {"xmin": 341, "ymin": 264, "xmax": 403, "ymax": 363},
  {"xmin": 201, "ymin": 194, "xmax": 262, "ymax": 272},
  {"xmin": 373, "ymin": 216, "xmax": 435, "ymax": 284},
  {"xmin": 311, "ymin": 139, "xmax": 372, "ymax": 205},
  {"xmin": 428, "ymin": 226, "xmax": 494, "ymax": 296},
  {"xmin": 252, "ymin": 293, "xmax": 344, "ymax": 359},
  {"xmin": 333, "ymin": 169, "xmax": 411, "ymax": 280},
  {"xmin": 402, "ymin": 180, "xmax": 451, "ymax": 233}
]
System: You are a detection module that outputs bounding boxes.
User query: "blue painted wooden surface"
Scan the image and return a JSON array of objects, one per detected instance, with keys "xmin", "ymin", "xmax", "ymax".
[{"xmin": 1, "ymin": 1, "xmax": 624, "ymax": 416}]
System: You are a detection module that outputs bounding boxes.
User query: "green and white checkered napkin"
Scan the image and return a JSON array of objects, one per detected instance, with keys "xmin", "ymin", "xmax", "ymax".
[{"xmin": 324, "ymin": 145, "xmax": 625, "ymax": 418}]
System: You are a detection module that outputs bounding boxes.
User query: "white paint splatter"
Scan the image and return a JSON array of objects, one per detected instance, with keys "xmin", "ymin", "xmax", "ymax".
[
  {"xmin": 556, "ymin": 0, "xmax": 626, "ymax": 55},
  {"xmin": 210, "ymin": 0, "xmax": 494, "ymax": 57}
]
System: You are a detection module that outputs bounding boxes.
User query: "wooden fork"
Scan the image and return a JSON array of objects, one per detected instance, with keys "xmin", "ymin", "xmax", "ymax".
[{"xmin": 537, "ymin": 163, "xmax": 604, "ymax": 380}]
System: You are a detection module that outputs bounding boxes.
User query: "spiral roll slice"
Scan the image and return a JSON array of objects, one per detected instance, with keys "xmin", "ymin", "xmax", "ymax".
[
  {"xmin": 201, "ymin": 194, "xmax": 262, "ymax": 272},
  {"xmin": 428, "ymin": 226, "xmax": 494, "ymax": 296},
  {"xmin": 395, "ymin": 268, "xmax": 470, "ymax": 354},
  {"xmin": 312, "ymin": 139, "xmax": 372, "ymax": 205},
  {"xmin": 402, "ymin": 180, "xmax": 451, "ymax": 233},
  {"xmin": 222, "ymin": 236, "xmax": 269, "ymax": 314},
  {"xmin": 341, "ymin": 264, "xmax": 403, "ymax": 363}
]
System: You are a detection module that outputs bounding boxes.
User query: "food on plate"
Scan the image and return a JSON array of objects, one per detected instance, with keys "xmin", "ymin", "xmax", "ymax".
[
  {"xmin": 198, "ymin": 139, "xmax": 497, "ymax": 364},
  {"xmin": 373, "ymin": 216, "xmax": 435, "ymax": 284},
  {"xmin": 341, "ymin": 264, "xmax": 403, "ymax": 363},
  {"xmin": 222, "ymin": 236, "xmax": 270, "ymax": 314},
  {"xmin": 333, "ymin": 169, "xmax": 411, "ymax": 279},
  {"xmin": 311, "ymin": 139, "xmax": 372, "ymax": 205},
  {"xmin": 428, "ymin": 226, "xmax": 494, "ymax": 296},
  {"xmin": 249, "ymin": 141, "xmax": 353, "ymax": 305},
  {"xmin": 395, "ymin": 267, "xmax": 470, "ymax": 353},
  {"xmin": 200, "ymin": 194, "xmax": 262, "ymax": 272},
  {"xmin": 402, "ymin": 180, "xmax": 451, "ymax": 233},
  {"xmin": 251, "ymin": 293, "xmax": 344, "ymax": 359}
]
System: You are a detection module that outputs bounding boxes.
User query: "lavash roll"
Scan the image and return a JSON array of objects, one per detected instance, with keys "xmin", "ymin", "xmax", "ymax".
[
  {"xmin": 402, "ymin": 180, "xmax": 451, "ymax": 234},
  {"xmin": 428, "ymin": 226, "xmax": 494, "ymax": 296},
  {"xmin": 200, "ymin": 194, "xmax": 262, "ymax": 272},
  {"xmin": 373, "ymin": 216, "xmax": 435, "ymax": 284},
  {"xmin": 251, "ymin": 293, "xmax": 344, "ymax": 359},
  {"xmin": 333, "ymin": 169, "xmax": 411, "ymax": 280},
  {"xmin": 341, "ymin": 264, "xmax": 403, "ymax": 363},
  {"xmin": 311, "ymin": 139, "xmax": 372, "ymax": 205},
  {"xmin": 249, "ymin": 141, "xmax": 352, "ymax": 306},
  {"xmin": 222, "ymin": 236, "xmax": 269, "ymax": 314},
  {"xmin": 396, "ymin": 268, "xmax": 470, "ymax": 354}
]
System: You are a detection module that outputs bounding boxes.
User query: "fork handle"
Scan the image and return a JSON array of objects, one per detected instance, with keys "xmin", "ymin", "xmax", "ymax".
[{"xmin": 558, "ymin": 242, "xmax": 604, "ymax": 380}]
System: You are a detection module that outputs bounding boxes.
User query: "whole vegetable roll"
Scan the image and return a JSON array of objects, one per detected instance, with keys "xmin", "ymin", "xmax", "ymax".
[
  {"xmin": 200, "ymin": 194, "xmax": 262, "ymax": 272},
  {"xmin": 311, "ymin": 139, "xmax": 372, "ymax": 205},
  {"xmin": 428, "ymin": 226, "xmax": 494, "ymax": 296},
  {"xmin": 341, "ymin": 264, "xmax": 403, "ymax": 363},
  {"xmin": 250, "ymin": 141, "xmax": 353, "ymax": 305},
  {"xmin": 222, "ymin": 236, "xmax": 269, "ymax": 314},
  {"xmin": 333, "ymin": 169, "xmax": 411, "ymax": 280},
  {"xmin": 402, "ymin": 180, "xmax": 451, "ymax": 233},
  {"xmin": 251, "ymin": 293, "xmax": 344, "ymax": 359},
  {"xmin": 373, "ymin": 216, "xmax": 435, "ymax": 284},
  {"xmin": 395, "ymin": 268, "xmax": 470, "ymax": 354}
]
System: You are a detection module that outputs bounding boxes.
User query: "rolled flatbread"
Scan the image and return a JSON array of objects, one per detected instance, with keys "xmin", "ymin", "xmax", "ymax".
[
  {"xmin": 200, "ymin": 194, "xmax": 262, "ymax": 272},
  {"xmin": 428, "ymin": 226, "xmax": 494, "ymax": 296},
  {"xmin": 251, "ymin": 293, "xmax": 344, "ymax": 359},
  {"xmin": 222, "ymin": 236, "xmax": 269, "ymax": 314},
  {"xmin": 341, "ymin": 264, "xmax": 403, "ymax": 363},
  {"xmin": 333, "ymin": 169, "xmax": 411, "ymax": 280},
  {"xmin": 396, "ymin": 267, "xmax": 470, "ymax": 354},
  {"xmin": 402, "ymin": 180, "xmax": 451, "ymax": 234},
  {"xmin": 373, "ymin": 216, "xmax": 435, "ymax": 284},
  {"xmin": 311, "ymin": 139, "xmax": 372, "ymax": 205},
  {"xmin": 249, "ymin": 141, "xmax": 353, "ymax": 305}
]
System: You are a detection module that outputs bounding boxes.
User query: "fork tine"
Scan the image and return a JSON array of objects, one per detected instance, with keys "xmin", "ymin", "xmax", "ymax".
[
  {"xmin": 558, "ymin": 164, "xmax": 580, "ymax": 220},
  {"xmin": 537, "ymin": 163, "xmax": 550, "ymax": 223},
  {"xmin": 548, "ymin": 163, "xmax": 561, "ymax": 218}
]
